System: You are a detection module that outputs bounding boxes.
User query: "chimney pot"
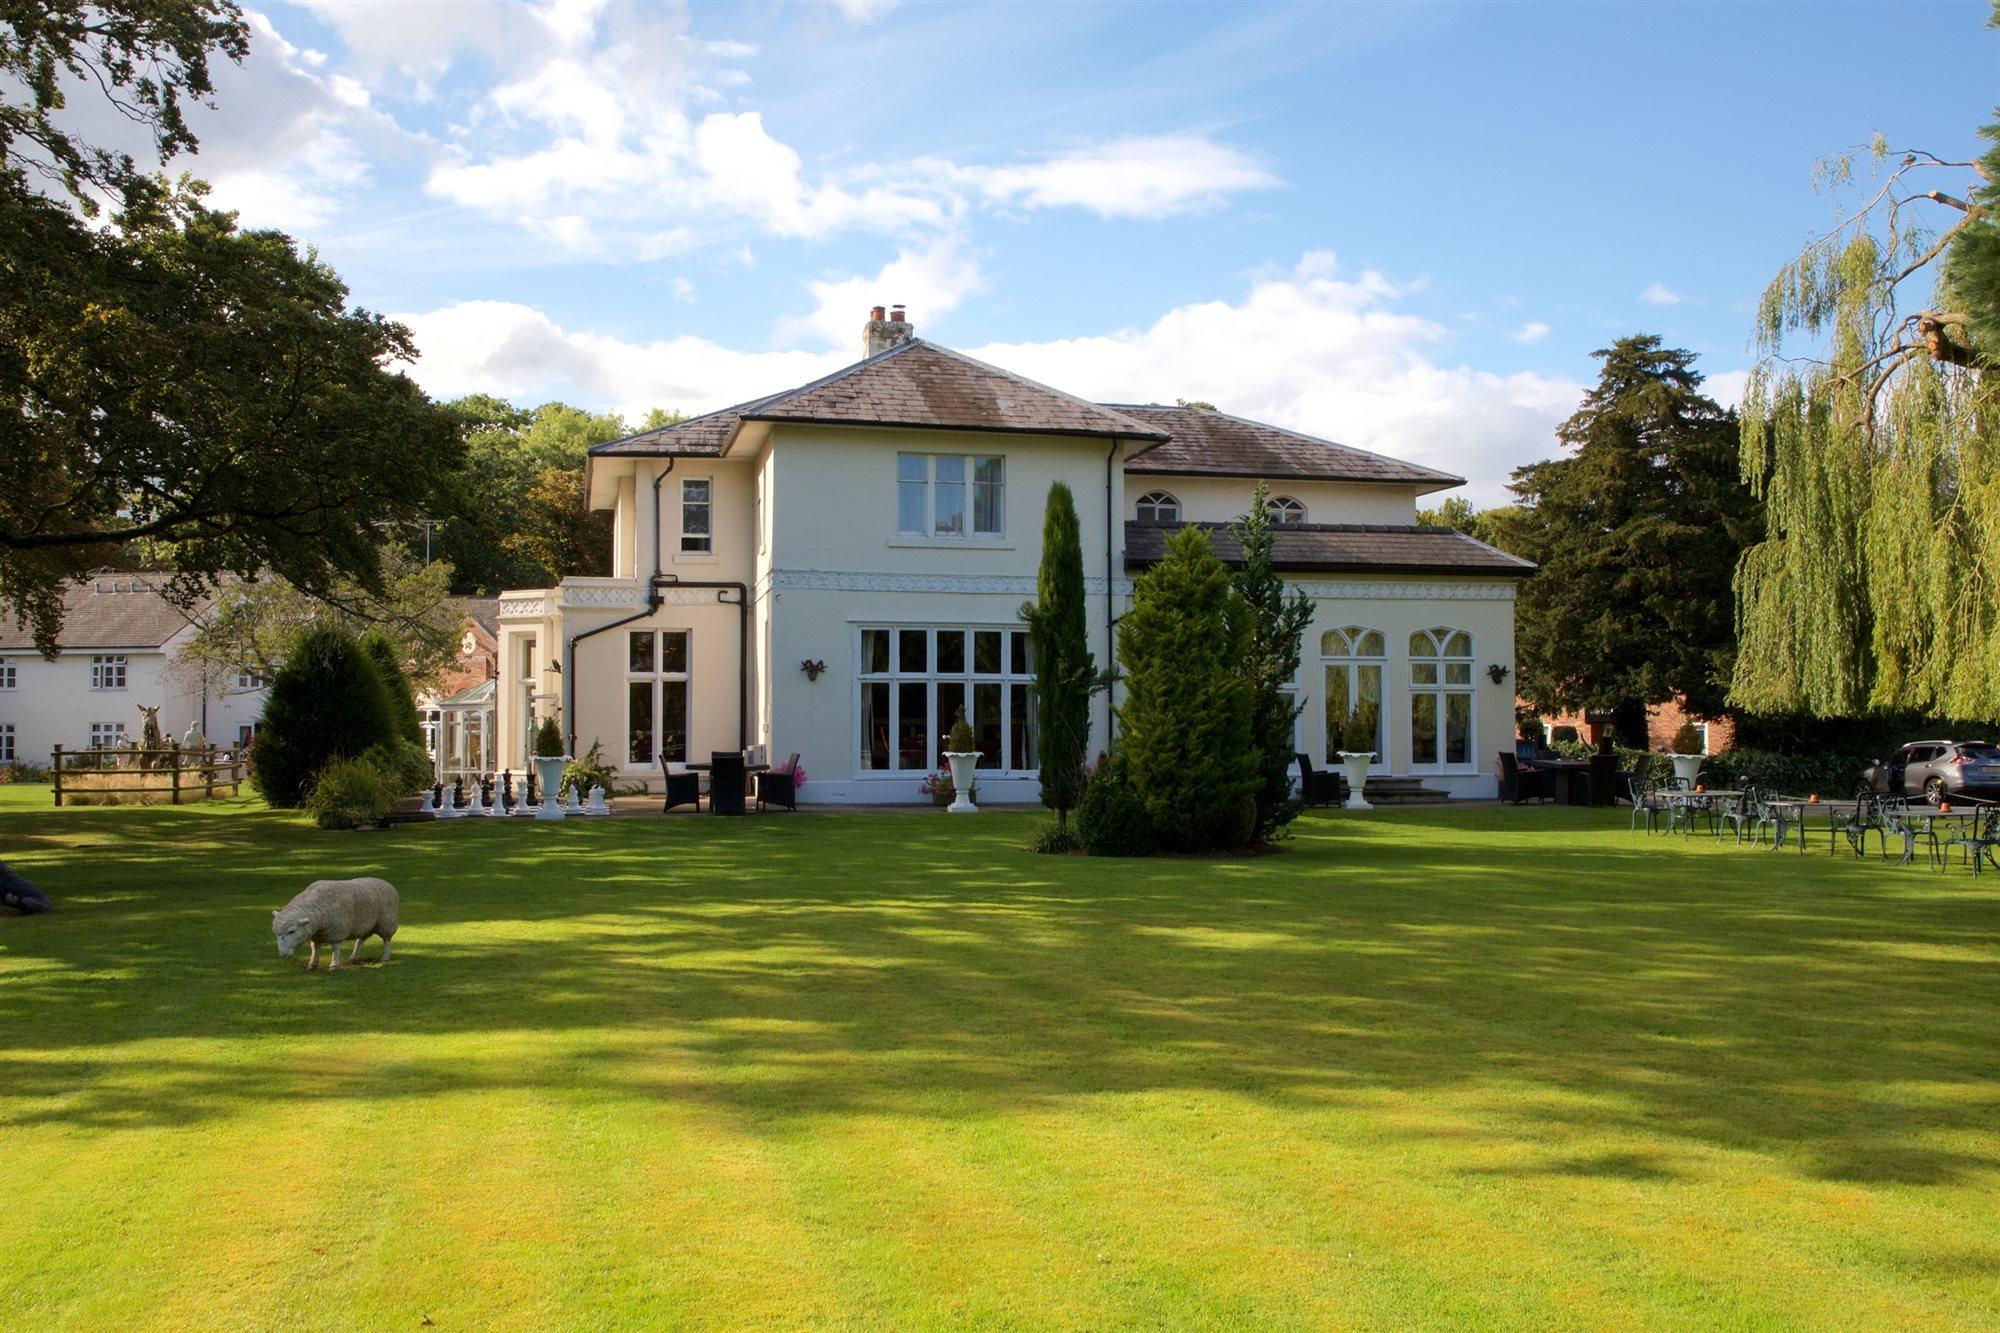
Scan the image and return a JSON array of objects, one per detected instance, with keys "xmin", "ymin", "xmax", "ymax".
[
  {"xmin": 870, "ymin": 304, "xmax": 885, "ymax": 322},
  {"xmin": 890, "ymin": 304, "xmax": 906, "ymax": 321}
]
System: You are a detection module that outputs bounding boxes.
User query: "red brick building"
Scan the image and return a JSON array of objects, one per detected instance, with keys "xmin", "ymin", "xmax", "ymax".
[{"xmin": 1526, "ymin": 693, "xmax": 1737, "ymax": 754}]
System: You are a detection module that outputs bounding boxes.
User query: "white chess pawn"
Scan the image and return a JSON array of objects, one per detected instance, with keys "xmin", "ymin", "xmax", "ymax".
[
  {"xmin": 465, "ymin": 780, "xmax": 485, "ymax": 816},
  {"xmin": 586, "ymin": 784, "xmax": 609, "ymax": 815}
]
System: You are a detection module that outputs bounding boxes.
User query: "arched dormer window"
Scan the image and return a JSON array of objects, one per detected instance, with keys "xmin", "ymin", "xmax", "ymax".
[
  {"xmin": 1267, "ymin": 495, "xmax": 1306, "ymax": 524},
  {"xmin": 1135, "ymin": 491, "xmax": 1180, "ymax": 524}
]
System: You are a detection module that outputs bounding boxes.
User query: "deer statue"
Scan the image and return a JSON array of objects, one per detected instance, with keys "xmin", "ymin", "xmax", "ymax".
[{"xmin": 137, "ymin": 705, "xmax": 169, "ymax": 770}]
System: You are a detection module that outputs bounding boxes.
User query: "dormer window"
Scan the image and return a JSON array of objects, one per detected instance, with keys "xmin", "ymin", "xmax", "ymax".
[
  {"xmin": 1135, "ymin": 491, "xmax": 1180, "ymax": 524},
  {"xmin": 1267, "ymin": 495, "xmax": 1306, "ymax": 524}
]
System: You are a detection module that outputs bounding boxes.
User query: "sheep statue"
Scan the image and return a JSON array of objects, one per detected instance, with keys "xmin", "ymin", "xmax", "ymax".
[
  {"xmin": 272, "ymin": 877, "xmax": 399, "ymax": 970},
  {"xmin": 1, "ymin": 862, "xmax": 52, "ymax": 914}
]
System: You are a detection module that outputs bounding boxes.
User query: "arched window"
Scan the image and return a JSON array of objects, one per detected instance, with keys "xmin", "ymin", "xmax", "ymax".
[
  {"xmin": 1267, "ymin": 495, "xmax": 1306, "ymax": 524},
  {"xmin": 1321, "ymin": 626, "xmax": 1385, "ymax": 762},
  {"xmin": 1409, "ymin": 627, "xmax": 1474, "ymax": 770},
  {"xmin": 1135, "ymin": 490, "xmax": 1180, "ymax": 524}
]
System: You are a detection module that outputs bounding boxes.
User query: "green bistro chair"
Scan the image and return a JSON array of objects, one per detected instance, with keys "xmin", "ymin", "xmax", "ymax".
[
  {"xmin": 1629, "ymin": 778, "xmax": 1671, "ymax": 833},
  {"xmin": 1717, "ymin": 786, "xmax": 1758, "ymax": 843}
]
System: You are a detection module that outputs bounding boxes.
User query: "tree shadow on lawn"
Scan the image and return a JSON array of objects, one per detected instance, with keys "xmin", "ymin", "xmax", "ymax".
[{"xmin": 2, "ymin": 804, "xmax": 1999, "ymax": 1187}]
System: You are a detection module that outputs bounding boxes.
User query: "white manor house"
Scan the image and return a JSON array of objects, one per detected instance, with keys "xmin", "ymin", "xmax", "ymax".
[{"xmin": 497, "ymin": 307, "xmax": 1532, "ymax": 803}]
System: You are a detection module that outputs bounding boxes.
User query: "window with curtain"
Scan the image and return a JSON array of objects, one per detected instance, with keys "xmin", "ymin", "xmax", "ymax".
[
  {"xmin": 894, "ymin": 454, "xmax": 1003, "ymax": 538},
  {"xmin": 1321, "ymin": 626, "xmax": 1385, "ymax": 762},
  {"xmin": 1408, "ymin": 627, "xmax": 1474, "ymax": 769},
  {"xmin": 857, "ymin": 625, "xmax": 1036, "ymax": 774}
]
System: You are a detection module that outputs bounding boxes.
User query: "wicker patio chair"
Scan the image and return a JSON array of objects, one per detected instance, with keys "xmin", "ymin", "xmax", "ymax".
[
  {"xmin": 660, "ymin": 758, "xmax": 702, "ymax": 813},
  {"xmin": 1295, "ymin": 753, "xmax": 1342, "ymax": 807},
  {"xmin": 754, "ymin": 754, "xmax": 802, "ymax": 812}
]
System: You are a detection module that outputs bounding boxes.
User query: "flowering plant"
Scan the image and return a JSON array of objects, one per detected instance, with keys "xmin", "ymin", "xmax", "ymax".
[{"xmin": 919, "ymin": 769, "xmax": 954, "ymax": 800}]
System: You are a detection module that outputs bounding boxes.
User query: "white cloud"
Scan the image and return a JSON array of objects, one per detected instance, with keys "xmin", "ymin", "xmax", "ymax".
[
  {"xmin": 1640, "ymin": 282, "xmax": 1685, "ymax": 307},
  {"xmin": 1704, "ymin": 368, "xmax": 1750, "ymax": 409},
  {"xmin": 965, "ymin": 135, "xmax": 1279, "ymax": 219},
  {"xmin": 778, "ymin": 236, "xmax": 988, "ymax": 348},
  {"xmin": 834, "ymin": 0, "xmax": 903, "ymax": 23},
  {"xmin": 398, "ymin": 251, "xmax": 1579, "ymax": 503},
  {"xmin": 1510, "ymin": 321, "xmax": 1551, "ymax": 344},
  {"xmin": 397, "ymin": 300, "xmax": 849, "ymax": 420}
]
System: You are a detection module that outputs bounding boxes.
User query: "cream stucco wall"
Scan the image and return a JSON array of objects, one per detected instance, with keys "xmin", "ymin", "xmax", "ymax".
[{"xmin": 1127, "ymin": 476, "xmax": 1423, "ymax": 525}]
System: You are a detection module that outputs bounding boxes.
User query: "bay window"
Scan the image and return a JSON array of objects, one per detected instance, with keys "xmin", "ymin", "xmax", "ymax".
[{"xmin": 857, "ymin": 625, "xmax": 1036, "ymax": 774}]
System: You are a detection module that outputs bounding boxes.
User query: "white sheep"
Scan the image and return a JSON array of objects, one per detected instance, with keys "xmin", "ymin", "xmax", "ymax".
[{"xmin": 273, "ymin": 877, "xmax": 399, "ymax": 970}]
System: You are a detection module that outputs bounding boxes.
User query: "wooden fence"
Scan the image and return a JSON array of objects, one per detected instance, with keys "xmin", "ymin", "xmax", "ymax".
[{"xmin": 49, "ymin": 745, "xmax": 247, "ymax": 807}]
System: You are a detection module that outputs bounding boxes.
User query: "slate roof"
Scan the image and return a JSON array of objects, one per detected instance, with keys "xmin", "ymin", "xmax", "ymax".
[
  {"xmin": 1114, "ymin": 405, "xmax": 1463, "ymax": 489},
  {"xmin": 591, "ymin": 339, "xmax": 1167, "ymax": 458},
  {"xmin": 0, "ymin": 574, "xmax": 204, "ymax": 651},
  {"xmin": 1124, "ymin": 522, "xmax": 1534, "ymax": 578},
  {"xmin": 458, "ymin": 597, "xmax": 501, "ymax": 636}
]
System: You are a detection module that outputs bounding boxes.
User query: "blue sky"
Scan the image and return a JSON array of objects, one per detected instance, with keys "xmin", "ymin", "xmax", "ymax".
[{"xmin": 168, "ymin": 0, "xmax": 1997, "ymax": 500}]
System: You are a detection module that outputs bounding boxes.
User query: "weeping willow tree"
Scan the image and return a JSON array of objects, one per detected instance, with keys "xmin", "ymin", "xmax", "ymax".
[{"xmin": 1735, "ymin": 97, "xmax": 2000, "ymax": 719}]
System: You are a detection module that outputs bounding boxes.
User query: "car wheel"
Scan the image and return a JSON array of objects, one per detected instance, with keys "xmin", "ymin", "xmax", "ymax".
[
  {"xmin": 1853, "ymin": 780, "xmax": 1874, "ymax": 800},
  {"xmin": 1926, "ymin": 776, "xmax": 1947, "ymax": 806}
]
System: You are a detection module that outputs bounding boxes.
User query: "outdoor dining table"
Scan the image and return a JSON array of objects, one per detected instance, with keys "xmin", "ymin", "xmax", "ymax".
[
  {"xmin": 1664, "ymin": 788, "xmax": 1743, "ymax": 835},
  {"xmin": 1762, "ymin": 798, "xmax": 1860, "ymax": 853},
  {"xmin": 1530, "ymin": 757, "xmax": 1594, "ymax": 805},
  {"xmin": 1894, "ymin": 807, "xmax": 1988, "ymax": 868}
]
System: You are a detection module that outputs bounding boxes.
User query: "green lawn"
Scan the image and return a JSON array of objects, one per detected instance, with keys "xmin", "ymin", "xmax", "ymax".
[{"xmin": 2, "ymin": 786, "xmax": 1997, "ymax": 1329}]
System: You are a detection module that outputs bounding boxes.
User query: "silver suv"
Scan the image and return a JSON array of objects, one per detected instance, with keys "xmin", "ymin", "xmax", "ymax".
[{"xmin": 1857, "ymin": 740, "xmax": 2000, "ymax": 804}]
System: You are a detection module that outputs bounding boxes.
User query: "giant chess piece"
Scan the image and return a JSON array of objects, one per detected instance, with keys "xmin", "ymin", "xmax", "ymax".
[{"xmin": 586, "ymin": 784, "xmax": 609, "ymax": 816}]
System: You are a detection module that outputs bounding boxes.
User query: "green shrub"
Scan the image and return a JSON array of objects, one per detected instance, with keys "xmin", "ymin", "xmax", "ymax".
[
  {"xmin": 361, "ymin": 739, "xmax": 432, "ymax": 796},
  {"xmin": 533, "ymin": 715, "xmax": 565, "ymax": 758},
  {"xmin": 1340, "ymin": 700, "xmax": 1379, "ymax": 755},
  {"xmin": 1027, "ymin": 821, "xmax": 1082, "ymax": 855},
  {"xmin": 945, "ymin": 707, "xmax": 976, "ymax": 755},
  {"xmin": 562, "ymin": 739, "xmax": 615, "ymax": 798},
  {"xmin": 1668, "ymin": 723, "xmax": 1705, "ymax": 756},
  {"xmin": 253, "ymin": 625, "xmax": 400, "ymax": 808},
  {"xmin": 1117, "ymin": 526, "xmax": 1257, "ymax": 851},
  {"xmin": 1705, "ymin": 749, "xmax": 1873, "ymax": 798},
  {"xmin": 1076, "ymin": 758, "xmax": 1157, "ymax": 857},
  {"xmin": 357, "ymin": 629, "xmax": 426, "ymax": 748},
  {"xmin": 304, "ymin": 755, "xmax": 396, "ymax": 830}
]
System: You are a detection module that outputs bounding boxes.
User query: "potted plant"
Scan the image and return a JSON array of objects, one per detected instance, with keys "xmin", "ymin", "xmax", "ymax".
[
  {"xmin": 1666, "ymin": 722, "xmax": 1705, "ymax": 788},
  {"xmin": 1337, "ymin": 700, "xmax": 1379, "ymax": 810},
  {"xmin": 531, "ymin": 715, "xmax": 569, "ymax": 821},
  {"xmin": 919, "ymin": 769, "xmax": 958, "ymax": 807},
  {"xmin": 942, "ymin": 708, "xmax": 981, "ymax": 813}
]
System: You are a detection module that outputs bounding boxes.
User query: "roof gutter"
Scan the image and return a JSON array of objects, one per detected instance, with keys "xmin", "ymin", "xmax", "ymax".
[{"xmin": 1105, "ymin": 438, "xmax": 1119, "ymax": 754}]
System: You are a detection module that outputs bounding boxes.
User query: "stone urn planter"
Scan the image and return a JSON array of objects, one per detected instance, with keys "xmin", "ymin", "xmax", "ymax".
[
  {"xmin": 944, "ymin": 751, "xmax": 981, "ymax": 813},
  {"xmin": 533, "ymin": 756, "xmax": 570, "ymax": 820},
  {"xmin": 1669, "ymin": 753, "xmax": 1703, "ymax": 789},
  {"xmin": 1337, "ymin": 751, "xmax": 1375, "ymax": 810}
]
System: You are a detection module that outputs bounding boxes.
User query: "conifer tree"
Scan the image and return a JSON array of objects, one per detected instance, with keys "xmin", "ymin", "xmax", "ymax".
[
  {"xmin": 1019, "ymin": 482, "xmax": 1093, "ymax": 824},
  {"xmin": 1117, "ymin": 526, "xmax": 1257, "ymax": 851},
  {"xmin": 1232, "ymin": 482, "xmax": 1315, "ymax": 840},
  {"xmin": 252, "ymin": 626, "xmax": 400, "ymax": 807},
  {"xmin": 358, "ymin": 628, "xmax": 426, "ymax": 748}
]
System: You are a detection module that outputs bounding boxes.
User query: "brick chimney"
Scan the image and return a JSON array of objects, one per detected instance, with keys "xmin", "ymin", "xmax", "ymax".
[{"xmin": 863, "ymin": 303, "xmax": 913, "ymax": 357}]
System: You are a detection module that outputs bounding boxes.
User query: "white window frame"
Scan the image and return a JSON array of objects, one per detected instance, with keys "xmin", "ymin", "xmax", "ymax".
[
  {"xmin": 854, "ymin": 624, "xmax": 1036, "ymax": 777},
  {"xmin": 680, "ymin": 478, "xmax": 712, "ymax": 555},
  {"xmin": 89, "ymin": 721, "xmax": 126, "ymax": 750},
  {"xmin": 1321, "ymin": 626, "xmax": 1387, "ymax": 763},
  {"xmin": 1135, "ymin": 490, "xmax": 1180, "ymax": 524},
  {"xmin": 234, "ymin": 669, "xmax": 270, "ymax": 691},
  {"xmin": 91, "ymin": 654, "xmax": 128, "ymax": 690},
  {"xmin": 1267, "ymin": 495, "xmax": 1307, "ymax": 524},
  {"xmin": 894, "ymin": 453, "xmax": 1005, "ymax": 540},
  {"xmin": 625, "ymin": 629, "xmax": 692, "ymax": 768},
  {"xmin": 1408, "ymin": 626, "xmax": 1476, "ymax": 774},
  {"xmin": 0, "ymin": 723, "xmax": 13, "ymax": 763},
  {"xmin": 0, "ymin": 657, "xmax": 14, "ymax": 689}
]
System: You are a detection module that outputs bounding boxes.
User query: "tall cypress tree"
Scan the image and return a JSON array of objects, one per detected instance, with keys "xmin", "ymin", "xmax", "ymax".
[
  {"xmin": 1117, "ymin": 526, "xmax": 1257, "ymax": 851},
  {"xmin": 1020, "ymin": 481, "xmax": 1093, "ymax": 825},
  {"xmin": 252, "ymin": 625, "xmax": 400, "ymax": 807},
  {"xmin": 1233, "ymin": 482, "xmax": 1315, "ymax": 841}
]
